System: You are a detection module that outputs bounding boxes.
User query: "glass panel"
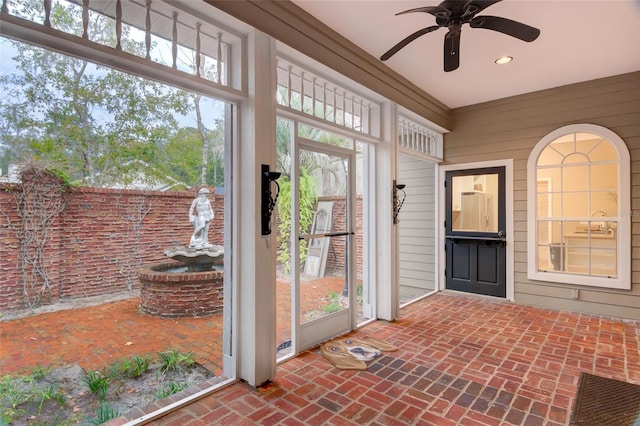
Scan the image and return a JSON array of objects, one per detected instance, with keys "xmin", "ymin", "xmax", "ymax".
[
  {"xmin": 562, "ymin": 165, "xmax": 588, "ymax": 191},
  {"xmin": 541, "ymin": 220, "xmax": 565, "ymax": 272},
  {"xmin": 0, "ymin": 35, "xmax": 233, "ymax": 418},
  {"xmin": 300, "ymin": 235, "xmax": 348, "ymax": 323},
  {"xmin": 591, "ymin": 191, "xmax": 617, "ymax": 219},
  {"xmin": 590, "ymin": 248, "xmax": 616, "ymax": 277},
  {"xmin": 563, "ymin": 220, "xmax": 583, "ymax": 236},
  {"xmin": 564, "ymin": 152, "xmax": 589, "ymax": 165},
  {"xmin": 298, "ymin": 123, "xmax": 354, "ymax": 149},
  {"xmin": 452, "ymin": 174, "xmax": 498, "ymax": 232},
  {"xmin": 549, "ymin": 221, "xmax": 563, "ymax": 244},
  {"xmin": 539, "ymin": 244, "xmax": 565, "ymax": 272},
  {"xmin": 550, "ymin": 136, "xmax": 575, "ymax": 156},
  {"xmin": 537, "ymin": 220, "xmax": 552, "ymax": 244},
  {"xmin": 550, "ymin": 193, "xmax": 562, "ymax": 218},
  {"xmin": 536, "ymin": 193, "xmax": 552, "ymax": 218},
  {"xmin": 589, "ymin": 139, "xmax": 618, "ymax": 162},
  {"xmin": 538, "ymin": 244, "xmax": 551, "ymax": 271},
  {"xmin": 538, "ymin": 146, "xmax": 564, "ymax": 166},
  {"xmin": 275, "ymin": 118, "xmax": 293, "ymax": 358},
  {"xmin": 537, "ymin": 167, "xmax": 561, "ymax": 190},
  {"xmin": 575, "ymin": 136, "xmax": 601, "ymax": 155},
  {"xmin": 299, "ymin": 150, "xmax": 349, "ymax": 325},
  {"xmin": 565, "ymin": 246, "xmax": 588, "ymax": 274},
  {"xmin": 590, "ymin": 164, "xmax": 618, "ymax": 191},
  {"xmin": 562, "ymin": 192, "xmax": 589, "ymax": 218}
]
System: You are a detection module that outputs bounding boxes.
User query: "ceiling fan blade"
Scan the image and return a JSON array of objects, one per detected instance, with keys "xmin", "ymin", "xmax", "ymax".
[
  {"xmin": 443, "ymin": 30, "xmax": 460, "ymax": 72},
  {"xmin": 380, "ymin": 26, "xmax": 441, "ymax": 61},
  {"xmin": 470, "ymin": 15, "xmax": 540, "ymax": 42},
  {"xmin": 464, "ymin": 0, "xmax": 502, "ymax": 16},
  {"xmin": 396, "ymin": 6, "xmax": 449, "ymax": 18}
]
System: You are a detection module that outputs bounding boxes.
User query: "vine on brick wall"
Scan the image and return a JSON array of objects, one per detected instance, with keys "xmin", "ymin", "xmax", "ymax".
[
  {"xmin": 1, "ymin": 163, "xmax": 72, "ymax": 308},
  {"xmin": 121, "ymin": 196, "xmax": 151, "ymax": 290}
]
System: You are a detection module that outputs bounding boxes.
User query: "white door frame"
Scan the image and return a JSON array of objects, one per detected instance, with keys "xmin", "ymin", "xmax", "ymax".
[
  {"xmin": 438, "ymin": 159, "xmax": 515, "ymax": 301},
  {"xmin": 293, "ymin": 139, "xmax": 357, "ymax": 351}
]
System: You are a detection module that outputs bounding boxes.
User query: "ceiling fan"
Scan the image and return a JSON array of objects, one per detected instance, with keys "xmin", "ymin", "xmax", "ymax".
[{"xmin": 380, "ymin": 0, "xmax": 540, "ymax": 72}]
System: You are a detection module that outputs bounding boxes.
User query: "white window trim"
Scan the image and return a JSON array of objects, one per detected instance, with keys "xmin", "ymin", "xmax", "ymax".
[{"xmin": 526, "ymin": 124, "xmax": 631, "ymax": 290}]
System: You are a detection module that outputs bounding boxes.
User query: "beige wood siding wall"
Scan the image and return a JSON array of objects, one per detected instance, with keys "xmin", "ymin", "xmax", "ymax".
[
  {"xmin": 444, "ymin": 71, "xmax": 640, "ymax": 320},
  {"xmin": 398, "ymin": 154, "xmax": 436, "ymax": 296}
]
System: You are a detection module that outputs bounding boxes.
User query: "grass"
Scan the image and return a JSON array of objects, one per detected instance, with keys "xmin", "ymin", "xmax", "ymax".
[
  {"xmin": 89, "ymin": 403, "xmax": 121, "ymax": 426},
  {"xmin": 82, "ymin": 368, "xmax": 110, "ymax": 401},
  {"xmin": 113, "ymin": 354, "xmax": 152, "ymax": 379},
  {"xmin": 156, "ymin": 381, "xmax": 188, "ymax": 399},
  {"xmin": 0, "ymin": 364, "xmax": 65, "ymax": 424},
  {"xmin": 158, "ymin": 349, "xmax": 195, "ymax": 373},
  {"xmin": 323, "ymin": 291, "xmax": 342, "ymax": 313}
]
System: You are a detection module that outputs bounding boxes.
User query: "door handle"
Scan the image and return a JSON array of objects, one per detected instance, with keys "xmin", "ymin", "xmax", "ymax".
[
  {"xmin": 498, "ymin": 230, "xmax": 505, "ymax": 238},
  {"xmin": 299, "ymin": 231, "xmax": 353, "ymax": 240}
]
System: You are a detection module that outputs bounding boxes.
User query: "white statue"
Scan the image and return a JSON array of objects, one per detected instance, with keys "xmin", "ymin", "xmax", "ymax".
[{"xmin": 189, "ymin": 187, "xmax": 214, "ymax": 249}]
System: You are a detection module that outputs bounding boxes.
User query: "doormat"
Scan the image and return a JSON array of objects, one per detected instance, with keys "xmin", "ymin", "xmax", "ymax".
[
  {"xmin": 321, "ymin": 336, "xmax": 397, "ymax": 370},
  {"xmin": 570, "ymin": 372, "xmax": 640, "ymax": 425}
]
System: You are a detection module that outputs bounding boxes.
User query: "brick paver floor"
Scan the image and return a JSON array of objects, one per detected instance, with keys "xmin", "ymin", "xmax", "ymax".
[
  {"xmin": 3, "ymin": 289, "xmax": 640, "ymax": 425},
  {"xmin": 139, "ymin": 292, "xmax": 640, "ymax": 425}
]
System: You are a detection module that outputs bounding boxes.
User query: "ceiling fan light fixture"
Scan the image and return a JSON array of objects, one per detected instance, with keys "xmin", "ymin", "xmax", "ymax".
[{"xmin": 495, "ymin": 55, "xmax": 513, "ymax": 65}]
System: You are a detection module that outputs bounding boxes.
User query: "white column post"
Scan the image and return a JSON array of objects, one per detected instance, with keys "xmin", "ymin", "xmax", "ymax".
[
  {"xmin": 236, "ymin": 30, "xmax": 277, "ymax": 386},
  {"xmin": 376, "ymin": 102, "xmax": 398, "ymax": 321}
]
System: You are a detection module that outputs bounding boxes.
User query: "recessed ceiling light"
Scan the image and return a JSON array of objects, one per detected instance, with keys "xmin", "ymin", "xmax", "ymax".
[{"xmin": 495, "ymin": 56, "xmax": 513, "ymax": 65}]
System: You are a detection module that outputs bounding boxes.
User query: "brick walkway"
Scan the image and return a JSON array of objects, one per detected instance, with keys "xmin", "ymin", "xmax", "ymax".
[
  {"xmin": 0, "ymin": 298, "xmax": 224, "ymax": 375},
  {"xmin": 0, "ymin": 276, "xmax": 347, "ymax": 376}
]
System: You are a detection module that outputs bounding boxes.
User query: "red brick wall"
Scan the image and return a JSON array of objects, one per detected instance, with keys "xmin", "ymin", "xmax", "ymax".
[
  {"xmin": 139, "ymin": 261, "xmax": 224, "ymax": 318},
  {"xmin": 0, "ymin": 185, "xmax": 225, "ymax": 311},
  {"xmin": 0, "ymin": 186, "xmax": 24, "ymax": 310},
  {"xmin": 314, "ymin": 196, "xmax": 364, "ymax": 275},
  {"xmin": 0, "ymin": 185, "xmax": 362, "ymax": 312}
]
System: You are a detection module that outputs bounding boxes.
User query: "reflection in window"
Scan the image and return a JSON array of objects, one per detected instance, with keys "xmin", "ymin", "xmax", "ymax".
[
  {"xmin": 535, "ymin": 131, "xmax": 620, "ymax": 279},
  {"xmin": 451, "ymin": 174, "xmax": 498, "ymax": 233}
]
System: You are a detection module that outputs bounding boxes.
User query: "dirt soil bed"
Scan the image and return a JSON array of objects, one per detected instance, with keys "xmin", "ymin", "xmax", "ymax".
[{"xmin": 2, "ymin": 359, "xmax": 213, "ymax": 425}]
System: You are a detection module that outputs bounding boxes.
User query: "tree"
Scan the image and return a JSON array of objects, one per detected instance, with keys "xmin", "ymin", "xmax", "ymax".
[{"xmin": 0, "ymin": 1, "xmax": 229, "ymax": 185}]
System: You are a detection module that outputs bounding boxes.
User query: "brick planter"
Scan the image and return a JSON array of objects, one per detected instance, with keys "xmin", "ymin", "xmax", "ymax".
[{"xmin": 139, "ymin": 261, "xmax": 223, "ymax": 318}]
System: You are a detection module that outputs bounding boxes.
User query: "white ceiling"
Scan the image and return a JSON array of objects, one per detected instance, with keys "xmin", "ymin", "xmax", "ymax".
[{"xmin": 292, "ymin": 0, "xmax": 640, "ymax": 108}]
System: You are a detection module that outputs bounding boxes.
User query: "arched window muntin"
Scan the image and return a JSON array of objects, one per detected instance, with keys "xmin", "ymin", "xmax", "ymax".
[{"xmin": 527, "ymin": 124, "xmax": 631, "ymax": 290}]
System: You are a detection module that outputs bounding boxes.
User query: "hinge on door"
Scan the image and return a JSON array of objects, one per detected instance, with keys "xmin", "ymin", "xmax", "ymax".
[{"xmin": 444, "ymin": 220, "xmax": 446, "ymax": 228}]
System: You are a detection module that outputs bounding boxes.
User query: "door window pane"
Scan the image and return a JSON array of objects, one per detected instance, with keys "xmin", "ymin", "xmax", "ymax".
[{"xmin": 451, "ymin": 173, "xmax": 498, "ymax": 232}]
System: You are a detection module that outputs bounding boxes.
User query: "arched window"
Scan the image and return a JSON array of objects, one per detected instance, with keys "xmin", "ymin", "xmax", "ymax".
[{"xmin": 527, "ymin": 124, "xmax": 630, "ymax": 289}]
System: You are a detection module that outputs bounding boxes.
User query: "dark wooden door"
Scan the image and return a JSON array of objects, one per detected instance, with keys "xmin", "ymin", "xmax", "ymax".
[{"xmin": 445, "ymin": 167, "xmax": 506, "ymax": 297}]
